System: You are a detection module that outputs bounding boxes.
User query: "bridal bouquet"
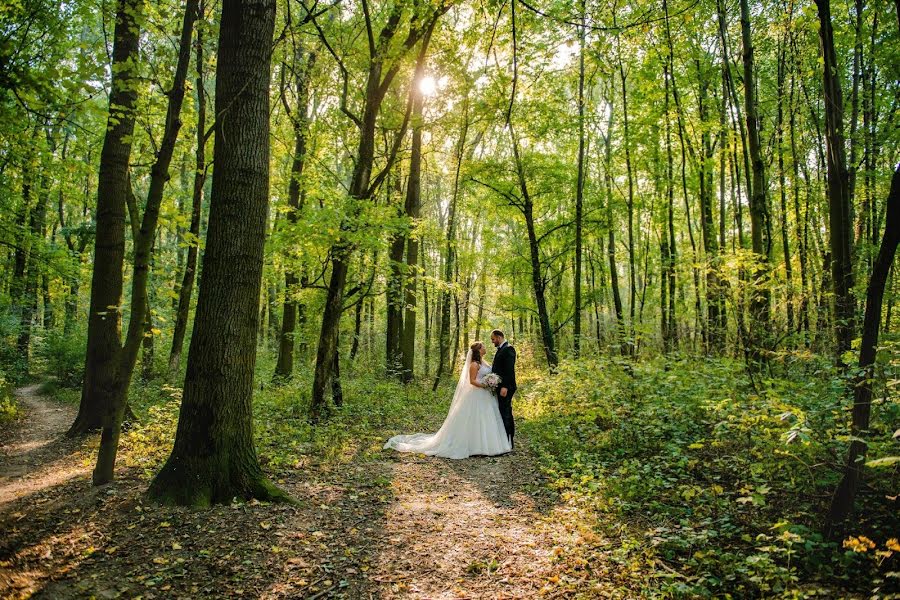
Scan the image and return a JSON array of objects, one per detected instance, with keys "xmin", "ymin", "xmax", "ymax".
[{"xmin": 481, "ymin": 373, "xmax": 502, "ymax": 394}]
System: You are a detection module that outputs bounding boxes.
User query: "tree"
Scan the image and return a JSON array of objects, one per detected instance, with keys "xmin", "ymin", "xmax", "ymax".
[
  {"xmin": 92, "ymin": 0, "xmax": 201, "ymax": 483},
  {"xmin": 308, "ymin": 0, "xmax": 449, "ymax": 420},
  {"xmin": 827, "ymin": 165, "xmax": 900, "ymax": 531},
  {"xmin": 148, "ymin": 0, "xmax": 289, "ymax": 505},
  {"xmin": 815, "ymin": 0, "xmax": 855, "ymax": 359},
  {"xmin": 68, "ymin": 0, "xmax": 145, "ymax": 435},
  {"xmin": 169, "ymin": 3, "xmax": 209, "ymax": 378},
  {"xmin": 274, "ymin": 32, "xmax": 316, "ymax": 380}
]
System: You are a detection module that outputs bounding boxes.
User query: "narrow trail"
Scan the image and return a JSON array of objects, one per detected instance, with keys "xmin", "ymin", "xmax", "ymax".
[
  {"xmin": 368, "ymin": 441, "xmax": 604, "ymax": 598},
  {"xmin": 0, "ymin": 383, "xmax": 84, "ymax": 506}
]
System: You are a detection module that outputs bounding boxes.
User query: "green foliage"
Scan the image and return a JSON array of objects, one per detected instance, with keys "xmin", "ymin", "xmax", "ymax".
[
  {"xmin": 0, "ymin": 365, "xmax": 21, "ymax": 424},
  {"xmin": 520, "ymin": 355, "xmax": 899, "ymax": 597},
  {"xmin": 113, "ymin": 349, "xmax": 456, "ymax": 480},
  {"xmin": 37, "ymin": 326, "xmax": 87, "ymax": 388}
]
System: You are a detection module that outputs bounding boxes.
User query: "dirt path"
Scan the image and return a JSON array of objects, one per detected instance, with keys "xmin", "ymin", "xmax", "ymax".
[
  {"xmin": 0, "ymin": 388, "xmax": 617, "ymax": 599},
  {"xmin": 0, "ymin": 383, "xmax": 84, "ymax": 506},
  {"xmin": 368, "ymin": 441, "xmax": 608, "ymax": 598}
]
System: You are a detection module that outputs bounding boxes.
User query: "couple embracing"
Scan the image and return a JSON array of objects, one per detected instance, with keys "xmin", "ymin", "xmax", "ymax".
[{"xmin": 384, "ymin": 330, "xmax": 517, "ymax": 459}]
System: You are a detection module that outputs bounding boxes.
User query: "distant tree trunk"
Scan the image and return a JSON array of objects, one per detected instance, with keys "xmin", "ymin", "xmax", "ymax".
[
  {"xmin": 148, "ymin": 0, "xmax": 288, "ymax": 505},
  {"xmin": 775, "ymin": 35, "xmax": 795, "ymax": 336},
  {"xmin": 573, "ymin": 0, "xmax": 586, "ymax": 357},
  {"xmin": 509, "ymin": 123, "xmax": 557, "ymax": 369},
  {"xmin": 433, "ymin": 96, "xmax": 469, "ymax": 390},
  {"xmin": 601, "ymin": 90, "xmax": 625, "ymax": 350},
  {"xmin": 274, "ymin": 46, "xmax": 315, "ymax": 380},
  {"xmin": 386, "ymin": 167, "xmax": 405, "ymax": 375},
  {"xmin": 661, "ymin": 64, "xmax": 676, "ymax": 353},
  {"xmin": 400, "ymin": 51, "xmax": 427, "ymax": 382},
  {"xmin": 17, "ymin": 140, "xmax": 43, "ymax": 363},
  {"xmin": 827, "ymin": 165, "xmax": 899, "ymax": 530},
  {"xmin": 816, "ymin": 0, "xmax": 856, "ymax": 359},
  {"xmin": 169, "ymin": 6, "xmax": 207, "ymax": 377},
  {"xmin": 69, "ymin": 0, "xmax": 144, "ymax": 436},
  {"xmin": 789, "ymin": 45, "xmax": 811, "ymax": 339},
  {"xmin": 697, "ymin": 61, "xmax": 724, "ymax": 353},
  {"xmin": 58, "ymin": 139, "xmax": 91, "ymax": 337},
  {"xmin": 740, "ymin": 0, "xmax": 772, "ymax": 359},
  {"xmin": 618, "ymin": 58, "xmax": 636, "ymax": 355},
  {"xmin": 421, "ymin": 242, "xmax": 431, "ymax": 373},
  {"xmin": 311, "ymin": 5, "xmax": 444, "ymax": 419}
]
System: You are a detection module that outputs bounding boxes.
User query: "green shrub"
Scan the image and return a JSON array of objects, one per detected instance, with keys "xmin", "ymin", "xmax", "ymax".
[
  {"xmin": 0, "ymin": 366, "xmax": 21, "ymax": 424},
  {"xmin": 519, "ymin": 353, "xmax": 899, "ymax": 598},
  {"xmin": 38, "ymin": 326, "xmax": 86, "ymax": 388}
]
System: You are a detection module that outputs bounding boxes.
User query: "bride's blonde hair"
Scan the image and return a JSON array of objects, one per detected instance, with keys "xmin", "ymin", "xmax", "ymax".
[{"xmin": 470, "ymin": 341, "xmax": 484, "ymax": 364}]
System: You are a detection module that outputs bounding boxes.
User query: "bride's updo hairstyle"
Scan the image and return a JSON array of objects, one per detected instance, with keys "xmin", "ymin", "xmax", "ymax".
[{"xmin": 470, "ymin": 342, "xmax": 484, "ymax": 364}]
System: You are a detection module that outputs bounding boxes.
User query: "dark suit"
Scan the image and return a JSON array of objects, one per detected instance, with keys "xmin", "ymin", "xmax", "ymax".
[{"xmin": 491, "ymin": 341, "xmax": 517, "ymax": 444}]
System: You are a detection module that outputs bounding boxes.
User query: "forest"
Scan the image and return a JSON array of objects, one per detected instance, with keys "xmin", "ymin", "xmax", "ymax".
[{"xmin": 0, "ymin": 0, "xmax": 898, "ymax": 597}]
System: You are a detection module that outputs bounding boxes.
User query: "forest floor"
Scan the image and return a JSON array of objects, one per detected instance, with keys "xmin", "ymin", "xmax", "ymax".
[{"xmin": 0, "ymin": 382, "xmax": 622, "ymax": 599}]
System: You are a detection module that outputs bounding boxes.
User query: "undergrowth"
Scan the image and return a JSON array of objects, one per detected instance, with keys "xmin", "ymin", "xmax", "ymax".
[{"xmin": 519, "ymin": 352, "xmax": 899, "ymax": 598}]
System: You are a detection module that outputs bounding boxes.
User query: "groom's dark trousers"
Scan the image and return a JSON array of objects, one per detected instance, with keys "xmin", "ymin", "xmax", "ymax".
[{"xmin": 498, "ymin": 389, "xmax": 515, "ymax": 443}]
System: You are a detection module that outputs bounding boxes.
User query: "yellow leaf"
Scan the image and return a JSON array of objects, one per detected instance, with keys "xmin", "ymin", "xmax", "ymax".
[{"xmin": 172, "ymin": 542, "xmax": 182, "ymax": 550}]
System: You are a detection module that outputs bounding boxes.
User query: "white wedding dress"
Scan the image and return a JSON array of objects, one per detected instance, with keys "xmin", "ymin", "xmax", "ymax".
[{"xmin": 384, "ymin": 350, "xmax": 512, "ymax": 459}]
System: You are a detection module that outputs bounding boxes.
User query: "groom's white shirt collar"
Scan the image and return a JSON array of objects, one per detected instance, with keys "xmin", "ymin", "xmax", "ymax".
[{"xmin": 498, "ymin": 340, "xmax": 508, "ymax": 349}]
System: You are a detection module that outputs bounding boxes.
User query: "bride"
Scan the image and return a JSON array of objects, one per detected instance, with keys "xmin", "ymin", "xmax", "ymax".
[{"xmin": 384, "ymin": 342, "xmax": 512, "ymax": 459}]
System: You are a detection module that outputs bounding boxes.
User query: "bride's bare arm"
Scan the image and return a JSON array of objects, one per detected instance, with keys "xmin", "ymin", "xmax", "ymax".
[{"xmin": 469, "ymin": 362, "xmax": 484, "ymax": 387}]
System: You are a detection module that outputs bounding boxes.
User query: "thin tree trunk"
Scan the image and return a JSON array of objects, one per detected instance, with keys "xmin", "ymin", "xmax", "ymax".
[
  {"xmin": 740, "ymin": 0, "xmax": 772, "ymax": 360},
  {"xmin": 274, "ymin": 45, "xmax": 315, "ymax": 379},
  {"xmin": 827, "ymin": 165, "xmax": 899, "ymax": 530},
  {"xmin": 92, "ymin": 0, "xmax": 201, "ymax": 482},
  {"xmin": 311, "ymin": 5, "xmax": 444, "ymax": 418},
  {"xmin": 169, "ymin": 8, "xmax": 207, "ymax": 377},
  {"xmin": 433, "ymin": 96, "xmax": 469, "ymax": 390},
  {"xmin": 816, "ymin": 0, "xmax": 856, "ymax": 359},
  {"xmin": 573, "ymin": 0, "xmax": 586, "ymax": 357},
  {"xmin": 601, "ymin": 90, "xmax": 625, "ymax": 350},
  {"xmin": 400, "ymin": 36, "xmax": 430, "ymax": 382},
  {"xmin": 69, "ymin": 0, "xmax": 144, "ymax": 436}
]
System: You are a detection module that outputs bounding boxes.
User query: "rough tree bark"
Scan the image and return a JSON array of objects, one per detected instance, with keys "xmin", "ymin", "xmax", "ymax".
[{"xmin": 148, "ymin": 0, "xmax": 289, "ymax": 506}]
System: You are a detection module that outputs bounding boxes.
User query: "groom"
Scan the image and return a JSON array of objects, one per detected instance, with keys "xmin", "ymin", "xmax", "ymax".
[{"xmin": 490, "ymin": 329, "xmax": 517, "ymax": 450}]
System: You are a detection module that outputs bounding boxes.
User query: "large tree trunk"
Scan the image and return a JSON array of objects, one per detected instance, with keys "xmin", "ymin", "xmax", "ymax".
[
  {"xmin": 148, "ymin": 0, "xmax": 288, "ymax": 506},
  {"xmin": 168, "ymin": 7, "xmax": 207, "ymax": 378},
  {"xmin": 69, "ymin": 0, "xmax": 143, "ymax": 436},
  {"xmin": 827, "ymin": 165, "xmax": 900, "ymax": 530},
  {"xmin": 816, "ymin": 0, "xmax": 856, "ymax": 359}
]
